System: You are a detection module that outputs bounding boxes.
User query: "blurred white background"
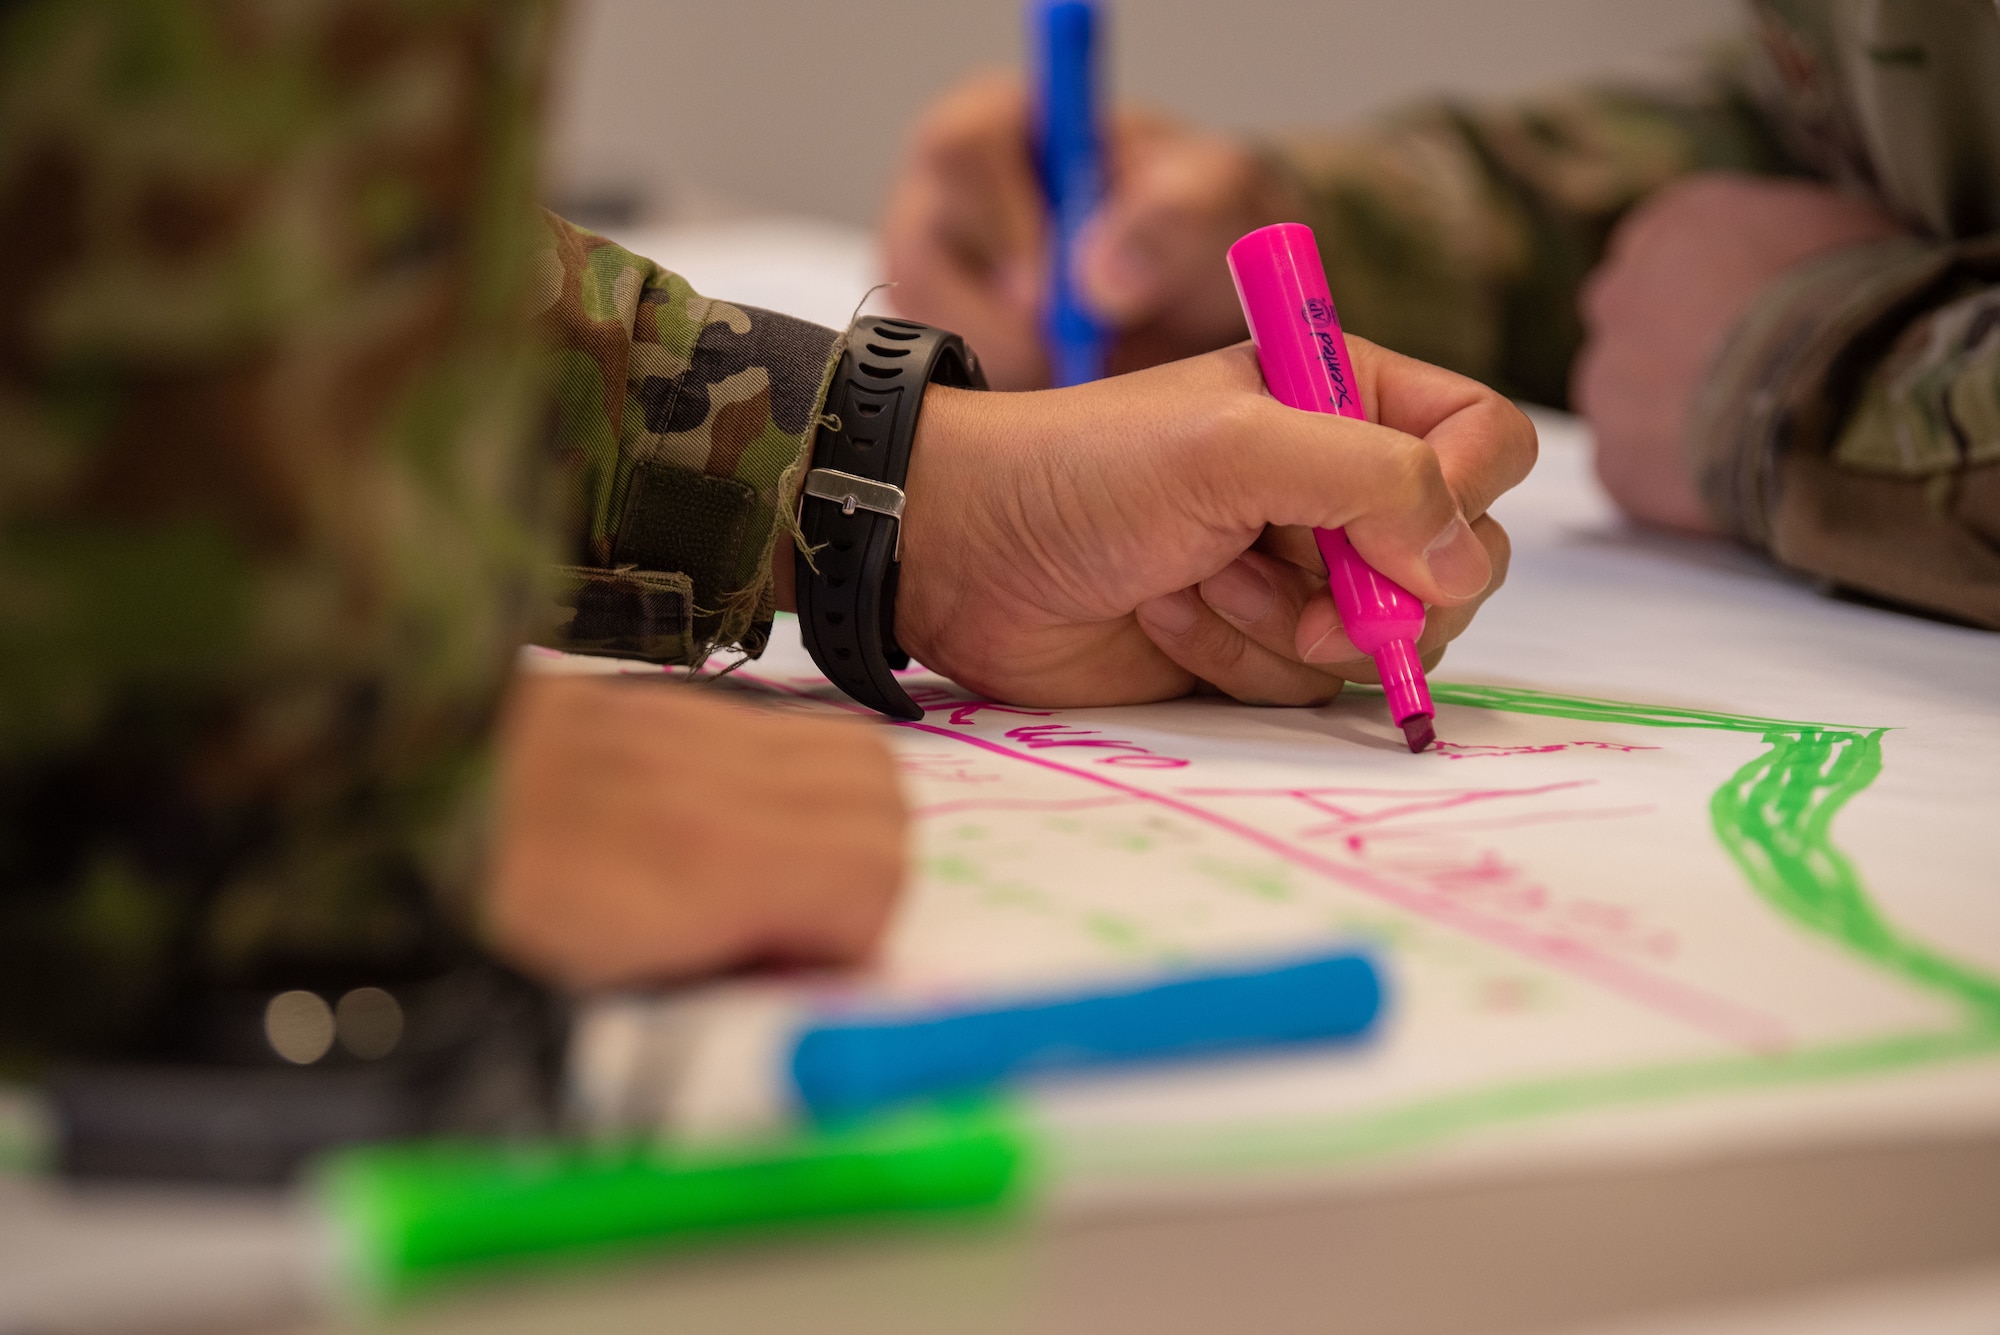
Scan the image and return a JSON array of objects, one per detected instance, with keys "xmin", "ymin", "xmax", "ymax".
[{"xmin": 544, "ymin": 0, "xmax": 1744, "ymax": 228}]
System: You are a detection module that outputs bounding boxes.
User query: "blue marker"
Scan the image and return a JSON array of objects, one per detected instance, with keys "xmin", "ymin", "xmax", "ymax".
[
  {"xmin": 791, "ymin": 948, "xmax": 1384, "ymax": 1123},
  {"xmin": 1034, "ymin": 0, "xmax": 1108, "ymax": 386}
]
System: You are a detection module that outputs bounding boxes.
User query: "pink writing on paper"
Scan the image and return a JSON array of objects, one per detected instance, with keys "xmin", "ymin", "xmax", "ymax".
[
  {"xmin": 1181, "ymin": 783, "xmax": 1677, "ymax": 963},
  {"xmin": 722, "ymin": 665, "xmax": 1778, "ymax": 1049},
  {"xmin": 1002, "ymin": 724, "xmax": 1191, "ymax": 769}
]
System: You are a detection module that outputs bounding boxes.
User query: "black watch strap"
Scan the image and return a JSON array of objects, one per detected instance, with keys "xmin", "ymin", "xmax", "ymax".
[{"xmin": 795, "ymin": 317, "xmax": 985, "ymax": 720}]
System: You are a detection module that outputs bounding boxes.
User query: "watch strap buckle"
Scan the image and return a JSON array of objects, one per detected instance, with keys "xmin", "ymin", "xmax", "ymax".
[{"xmin": 803, "ymin": 468, "xmax": 906, "ymax": 560}]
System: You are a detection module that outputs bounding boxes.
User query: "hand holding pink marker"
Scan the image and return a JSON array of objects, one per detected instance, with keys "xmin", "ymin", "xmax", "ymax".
[{"xmin": 1226, "ymin": 223, "xmax": 1437, "ymax": 753}]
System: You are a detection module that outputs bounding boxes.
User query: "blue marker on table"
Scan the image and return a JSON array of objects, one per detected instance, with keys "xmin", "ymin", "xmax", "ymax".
[
  {"xmin": 1034, "ymin": 0, "xmax": 1108, "ymax": 386},
  {"xmin": 570, "ymin": 947, "xmax": 1384, "ymax": 1134},
  {"xmin": 793, "ymin": 947, "xmax": 1383, "ymax": 1123}
]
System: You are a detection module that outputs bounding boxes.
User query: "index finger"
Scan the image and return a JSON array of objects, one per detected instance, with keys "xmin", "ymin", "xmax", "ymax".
[{"xmin": 1347, "ymin": 335, "xmax": 1538, "ymax": 522}]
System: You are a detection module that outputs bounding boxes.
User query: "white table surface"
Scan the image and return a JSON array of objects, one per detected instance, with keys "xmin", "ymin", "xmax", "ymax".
[{"xmin": 8, "ymin": 220, "xmax": 1999, "ymax": 1335}]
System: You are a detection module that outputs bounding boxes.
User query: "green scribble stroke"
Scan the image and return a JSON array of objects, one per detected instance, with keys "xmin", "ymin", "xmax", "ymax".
[
  {"xmin": 1430, "ymin": 682, "xmax": 2000, "ymax": 1018},
  {"xmin": 1058, "ymin": 1025, "xmax": 2000, "ymax": 1179},
  {"xmin": 1424, "ymin": 681, "xmax": 1847, "ymax": 734},
  {"xmin": 1713, "ymin": 727, "xmax": 2000, "ymax": 1022}
]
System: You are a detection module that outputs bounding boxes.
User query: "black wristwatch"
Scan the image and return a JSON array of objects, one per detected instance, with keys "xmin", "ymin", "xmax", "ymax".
[{"xmin": 794, "ymin": 317, "xmax": 986, "ymax": 719}]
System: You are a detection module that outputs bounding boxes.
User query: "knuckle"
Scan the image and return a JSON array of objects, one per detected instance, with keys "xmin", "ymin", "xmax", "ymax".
[
  {"xmin": 1186, "ymin": 612, "xmax": 1252, "ymax": 672},
  {"xmin": 1479, "ymin": 516, "xmax": 1513, "ymax": 579},
  {"xmin": 1508, "ymin": 401, "xmax": 1541, "ymax": 471},
  {"xmin": 1206, "ymin": 384, "xmax": 1269, "ymax": 444},
  {"xmin": 1228, "ymin": 663, "xmax": 1340, "ymax": 709},
  {"xmin": 1383, "ymin": 431, "xmax": 1443, "ymax": 501},
  {"xmin": 1167, "ymin": 390, "xmax": 1263, "ymax": 496}
]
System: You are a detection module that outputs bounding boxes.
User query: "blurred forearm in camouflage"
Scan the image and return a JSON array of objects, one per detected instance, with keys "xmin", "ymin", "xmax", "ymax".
[
  {"xmin": 1264, "ymin": 68, "xmax": 1794, "ymax": 408},
  {"xmin": 0, "ymin": 2, "xmax": 839, "ymax": 1067},
  {"xmin": 1688, "ymin": 0, "xmax": 2000, "ymax": 627},
  {"xmin": 1272, "ymin": 0, "xmax": 2000, "ymax": 625},
  {"xmin": 1690, "ymin": 235, "xmax": 2000, "ymax": 628},
  {"xmin": 0, "ymin": 0, "xmax": 558, "ymax": 1063}
]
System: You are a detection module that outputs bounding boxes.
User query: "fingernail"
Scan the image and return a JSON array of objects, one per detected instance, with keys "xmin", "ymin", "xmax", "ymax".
[
  {"xmin": 1423, "ymin": 517, "xmax": 1490, "ymax": 600},
  {"xmin": 1136, "ymin": 589, "xmax": 1199, "ymax": 636},
  {"xmin": 1199, "ymin": 559, "xmax": 1275, "ymax": 626},
  {"xmin": 1302, "ymin": 625, "xmax": 1363, "ymax": 664}
]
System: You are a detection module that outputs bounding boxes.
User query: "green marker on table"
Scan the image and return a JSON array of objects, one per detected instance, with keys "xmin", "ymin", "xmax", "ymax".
[{"xmin": 317, "ymin": 1101, "xmax": 1030, "ymax": 1301}]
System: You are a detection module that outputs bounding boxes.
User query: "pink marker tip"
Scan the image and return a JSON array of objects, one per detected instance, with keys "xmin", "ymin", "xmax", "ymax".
[
  {"xmin": 1227, "ymin": 223, "xmax": 1438, "ymax": 753},
  {"xmin": 1401, "ymin": 714, "xmax": 1437, "ymax": 754}
]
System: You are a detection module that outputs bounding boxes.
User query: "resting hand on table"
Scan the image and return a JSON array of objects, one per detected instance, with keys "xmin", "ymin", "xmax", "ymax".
[
  {"xmin": 1575, "ymin": 173, "xmax": 1905, "ymax": 532},
  {"xmin": 881, "ymin": 74, "xmax": 1293, "ymax": 388},
  {"xmin": 488, "ymin": 675, "xmax": 906, "ymax": 989}
]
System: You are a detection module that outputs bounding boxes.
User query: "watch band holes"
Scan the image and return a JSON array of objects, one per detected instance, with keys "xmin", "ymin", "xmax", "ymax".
[
  {"xmin": 828, "ymin": 575, "xmax": 845, "ymax": 588},
  {"xmin": 855, "ymin": 401, "xmax": 885, "ymax": 417},
  {"xmin": 835, "ymin": 647, "xmax": 852, "ymax": 660},
  {"xmin": 826, "ymin": 610, "xmax": 845, "ymax": 625},
  {"xmin": 873, "ymin": 325, "xmax": 921, "ymax": 340},
  {"xmin": 865, "ymin": 343, "xmax": 911, "ymax": 358},
  {"xmin": 859, "ymin": 364, "xmax": 899, "ymax": 380},
  {"xmin": 833, "ymin": 537, "xmax": 853, "ymax": 552}
]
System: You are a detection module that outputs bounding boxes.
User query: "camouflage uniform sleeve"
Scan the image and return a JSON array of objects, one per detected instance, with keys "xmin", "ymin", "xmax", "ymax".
[
  {"xmin": 530, "ymin": 214, "xmax": 842, "ymax": 667},
  {"xmin": 0, "ymin": 1, "xmax": 555, "ymax": 1067},
  {"xmin": 1689, "ymin": 238, "xmax": 2000, "ymax": 626},
  {"xmin": 1263, "ymin": 63, "xmax": 1797, "ymax": 407},
  {"xmin": 1686, "ymin": 0, "xmax": 2000, "ymax": 627}
]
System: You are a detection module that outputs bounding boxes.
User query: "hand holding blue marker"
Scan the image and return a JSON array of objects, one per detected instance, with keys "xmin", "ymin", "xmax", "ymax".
[{"xmin": 1034, "ymin": 0, "xmax": 1108, "ymax": 386}]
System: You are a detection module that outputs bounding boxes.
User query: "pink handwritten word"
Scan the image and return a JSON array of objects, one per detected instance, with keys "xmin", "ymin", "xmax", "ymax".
[
  {"xmin": 1003, "ymin": 724, "xmax": 1191, "ymax": 769},
  {"xmin": 1395, "ymin": 848, "xmax": 1679, "ymax": 962},
  {"xmin": 940, "ymin": 700, "xmax": 1059, "ymax": 727},
  {"xmin": 913, "ymin": 795, "xmax": 1134, "ymax": 819},
  {"xmin": 1433, "ymin": 740, "xmax": 1662, "ymax": 760}
]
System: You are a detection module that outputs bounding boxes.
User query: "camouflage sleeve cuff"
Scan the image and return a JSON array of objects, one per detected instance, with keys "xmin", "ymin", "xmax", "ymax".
[
  {"xmin": 1686, "ymin": 233, "xmax": 2000, "ymax": 626},
  {"xmin": 531, "ymin": 213, "xmax": 843, "ymax": 666},
  {"xmin": 1686, "ymin": 234, "xmax": 1970, "ymax": 547}
]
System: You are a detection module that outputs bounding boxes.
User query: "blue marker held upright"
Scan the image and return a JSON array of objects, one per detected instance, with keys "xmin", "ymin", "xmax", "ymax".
[{"xmin": 1034, "ymin": 0, "xmax": 1107, "ymax": 386}]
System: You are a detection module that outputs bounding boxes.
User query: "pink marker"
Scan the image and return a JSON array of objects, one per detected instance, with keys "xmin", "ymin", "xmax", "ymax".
[{"xmin": 1226, "ymin": 223, "xmax": 1436, "ymax": 753}]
